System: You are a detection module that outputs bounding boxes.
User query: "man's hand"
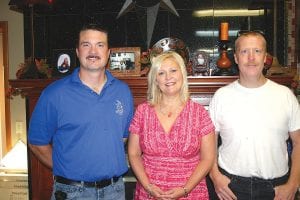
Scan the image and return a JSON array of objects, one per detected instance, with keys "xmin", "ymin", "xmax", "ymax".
[
  {"xmin": 274, "ymin": 183, "xmax": 297, "ymax": 200},
  {"xmin": 212, "ymin": 173, "xmax": 237, "ymax": 200}
]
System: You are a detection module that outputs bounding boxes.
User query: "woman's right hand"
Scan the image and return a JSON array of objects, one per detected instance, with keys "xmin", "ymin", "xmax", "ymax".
[{"xmin": 146, "ymin": 184, "xmax": 168, "ymax": 199}]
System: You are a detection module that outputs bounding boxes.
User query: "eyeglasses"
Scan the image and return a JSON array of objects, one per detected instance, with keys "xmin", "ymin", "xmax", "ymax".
[{"xmin": 236, "ymin": 30, "xmax": 265, "ymax": 38}]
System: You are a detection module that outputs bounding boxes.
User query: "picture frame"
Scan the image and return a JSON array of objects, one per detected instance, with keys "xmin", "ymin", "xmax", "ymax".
[
  {"xmin": 108, "ymin": 47, "xmax": 141, "ymax": 77},
  {"xmin": 52, "ymin": 49, "xmax": 77, "ymax": 77},
  {"xmin": 191, "ymin": 51, "xmax": 210, "ymax": 76}
]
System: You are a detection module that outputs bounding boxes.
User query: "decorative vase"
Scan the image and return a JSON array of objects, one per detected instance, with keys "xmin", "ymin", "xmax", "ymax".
[{"xmin": 217, "ymin": 50, "xmax": 231, "ymax": 69}]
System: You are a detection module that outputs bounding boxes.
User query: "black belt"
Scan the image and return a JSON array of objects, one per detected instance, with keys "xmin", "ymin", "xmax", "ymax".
[
  {"xmin": 219, "ymin": 167, "xmax": 289, "ymax": 186},
  {"xmin": 54, "ymin": 176, "xmax": 120, "ymax": 188}
]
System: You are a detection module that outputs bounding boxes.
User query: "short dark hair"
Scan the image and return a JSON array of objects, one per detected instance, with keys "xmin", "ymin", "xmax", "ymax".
[{"xmin": 76, "ymin": 23, "xmax": 109, "ymax": 47}]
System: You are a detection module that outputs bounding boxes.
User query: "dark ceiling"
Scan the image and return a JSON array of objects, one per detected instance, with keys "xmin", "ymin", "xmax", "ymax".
[
  {"xmin": 9, "ymin": 0, "xmax": 278, "ymax": 15},
  {"xmin": 11, "ymin": 0, "xmax": 287, "ymax": 70}
]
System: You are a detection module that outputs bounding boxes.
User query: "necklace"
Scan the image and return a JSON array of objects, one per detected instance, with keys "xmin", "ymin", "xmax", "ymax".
[
  {"xmin": 159, "ymin": 103, "xmax": 184, "ymax": 118},
  {"xmin": 159, "ymin": 108, "xmax": 173, "ymax": 117}
]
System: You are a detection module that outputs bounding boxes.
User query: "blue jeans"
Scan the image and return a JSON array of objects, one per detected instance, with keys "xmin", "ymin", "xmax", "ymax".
[
  {"xmin": 219, "ymin": 168, "xmax": 289, "ymax": 200},
  {"xmin": 51, "ymin": 178, "xmax": 125, "ymax": 200}
]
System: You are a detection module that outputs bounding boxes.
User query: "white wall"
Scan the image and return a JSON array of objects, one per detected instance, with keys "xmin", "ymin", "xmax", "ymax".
[{"xmin": 0, "ymin": 0, "xmax": 26, "ymax": 151}]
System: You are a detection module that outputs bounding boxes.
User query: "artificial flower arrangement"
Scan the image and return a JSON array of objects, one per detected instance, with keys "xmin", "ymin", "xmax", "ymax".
[{"xmin": 16, "ymin": 57, "xmax": 52, "ymax": 79}]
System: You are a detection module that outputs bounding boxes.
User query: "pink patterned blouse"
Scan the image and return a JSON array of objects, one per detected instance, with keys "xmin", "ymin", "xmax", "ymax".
[{"xmin": 129, "ymin": 99, "xmax": 215, "ymax": 200}]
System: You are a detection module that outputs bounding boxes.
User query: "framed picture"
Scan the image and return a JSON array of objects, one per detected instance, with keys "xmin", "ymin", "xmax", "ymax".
[
  {"xmin": 108, "ymin": 47, "xmax": 141, "ymax": 77},
  {"xmin": 191, "ymin": 51, "xmax": 210, "ymax": 76},
  {"xmin": 52, "ymin": 49, "xmax": 77, "ymax": 77}
]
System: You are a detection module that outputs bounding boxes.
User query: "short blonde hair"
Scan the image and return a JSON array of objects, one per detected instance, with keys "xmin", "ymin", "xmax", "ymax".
[
  {"xmin": 147, "ymin": 51, "xmax": 189, "ymax": 105},
  {"xmin": 235, "ymin": 31, "xmax": 267, "ymax": 53}
]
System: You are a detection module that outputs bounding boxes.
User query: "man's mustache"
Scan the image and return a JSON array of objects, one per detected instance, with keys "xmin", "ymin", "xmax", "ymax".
[{"xmin": 86, "ymin": 55, "xmax": 100, "ymax": 59}]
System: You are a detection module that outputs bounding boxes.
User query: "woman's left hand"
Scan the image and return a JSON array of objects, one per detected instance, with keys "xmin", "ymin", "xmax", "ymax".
[{"xmin": 159, "ymin": 187, "xmax": 186, "ymax": 200}]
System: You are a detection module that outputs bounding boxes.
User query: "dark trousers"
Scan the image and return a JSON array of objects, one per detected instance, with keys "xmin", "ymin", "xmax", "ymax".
[{"xmin": 206, "ymin": 168, "xmax": 289, "ymax": 200}]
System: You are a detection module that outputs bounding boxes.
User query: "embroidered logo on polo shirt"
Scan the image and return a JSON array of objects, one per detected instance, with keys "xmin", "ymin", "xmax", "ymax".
[{"xmin": 115, "ymin": 100, "xmax": 124, "ymax": 115}]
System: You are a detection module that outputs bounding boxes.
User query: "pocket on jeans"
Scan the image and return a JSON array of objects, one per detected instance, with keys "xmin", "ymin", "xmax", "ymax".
[
  {"xmin": 266, "ymin": 181, "xmax": 275, "ymax": 191},
  {"xmin": 228, "ymin": 176, "xmax": 237, "ymax": 189},
  {"xmin": 54, "ymin": 182, "xmax": 82, "ymax": 198},
  {"xmin": 112, "ymin": 179, "xmax": 125, "ymax": 193}
]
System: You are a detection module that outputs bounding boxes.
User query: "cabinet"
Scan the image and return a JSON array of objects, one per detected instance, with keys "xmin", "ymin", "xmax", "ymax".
[
  {"xmin": 0, "ymin": 174, "xmax": 28, "ymax": 200},
  {"xmin": 9, "ymin": 75, "xmax": 293, "ymax": 200}
]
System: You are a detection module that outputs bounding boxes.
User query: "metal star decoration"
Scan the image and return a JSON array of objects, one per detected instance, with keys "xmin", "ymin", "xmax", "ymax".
[{"xmin": 117, "ymin": 0, "xmax": 179, "ymax": 48}]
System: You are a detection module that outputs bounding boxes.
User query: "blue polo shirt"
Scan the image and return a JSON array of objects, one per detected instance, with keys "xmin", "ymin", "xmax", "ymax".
[{"xmin": 28, "ymin": 68, "xmax": 134, "ymax": 181}]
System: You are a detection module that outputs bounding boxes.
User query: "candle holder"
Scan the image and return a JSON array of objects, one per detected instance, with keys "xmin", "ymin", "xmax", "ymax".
[{"xmin": 214, "ymin": 40, "xmax": 234, "ymax": 76}]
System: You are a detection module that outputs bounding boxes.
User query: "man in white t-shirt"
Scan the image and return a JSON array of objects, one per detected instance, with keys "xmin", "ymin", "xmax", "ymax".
[{"xmin": 209, "ymin": 31, "xmax": 300, "ymax": 200}]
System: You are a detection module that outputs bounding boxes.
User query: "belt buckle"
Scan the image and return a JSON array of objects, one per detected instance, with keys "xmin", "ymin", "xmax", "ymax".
[
  {"xmin": 94, "ymin": 177, "xmax": 119, "ymax": 188},
  {"xmin": 95, "ymin": 180, "xmax": 108, "ymax": 188}
]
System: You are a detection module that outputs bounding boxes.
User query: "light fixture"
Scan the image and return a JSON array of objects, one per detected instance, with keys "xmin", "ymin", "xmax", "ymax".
[
  {"xmin": 195, "ymin": 30, "xmax": 239, "ymax": 37},
  {"xmin": 193, "ymin": 9, "xmax": 265, "ymax": 17}
]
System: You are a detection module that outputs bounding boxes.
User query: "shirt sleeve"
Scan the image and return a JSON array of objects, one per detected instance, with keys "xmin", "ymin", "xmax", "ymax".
[
  {"xmin": 129, "ymin": 103, "xmax": 145, "ymax": 135},
  {"xmin": 197, "ymin": 104, "xmax": 215, "ymax": 136},
  {"xmin": 123, "ymin": 88, "xmax": 134, "ymax": 138},
  {"xmin": 287, "ymin": 89, "xmax": 300, "ymax": 132},
  {"xmin": 28, "ymin": 90, "xmax": 58, "ymax": 145},
  {"xmin": 209, "ymin": 90, "xmax": 220, "ymax": 132}
]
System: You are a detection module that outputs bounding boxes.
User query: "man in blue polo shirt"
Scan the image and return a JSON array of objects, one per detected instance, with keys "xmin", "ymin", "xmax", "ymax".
[{"xmin": 28, "ymin": 23, "xmax": 134, "ymax": 200}]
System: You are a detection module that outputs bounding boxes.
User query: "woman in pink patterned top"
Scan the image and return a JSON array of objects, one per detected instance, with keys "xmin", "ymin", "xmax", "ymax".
[{"xmin": 128, "ymin": 51, "xmax": 216, "ymax": 200}]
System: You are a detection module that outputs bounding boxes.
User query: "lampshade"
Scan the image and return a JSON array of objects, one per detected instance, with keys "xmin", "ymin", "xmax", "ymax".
[{"xmin": 0, "ymin": 140, "xmax": 27, "ymax": 173}]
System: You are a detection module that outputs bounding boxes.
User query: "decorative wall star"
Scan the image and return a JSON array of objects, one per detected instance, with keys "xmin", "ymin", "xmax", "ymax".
[{"xmin": 117, "ymin": 0, "xmax": 179, "ymax": 48}]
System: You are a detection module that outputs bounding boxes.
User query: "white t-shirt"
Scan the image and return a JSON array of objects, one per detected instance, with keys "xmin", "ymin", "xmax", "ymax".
[{"xmin": 209, "ymin": 79, "xmax": 300, "ymax": 179}]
